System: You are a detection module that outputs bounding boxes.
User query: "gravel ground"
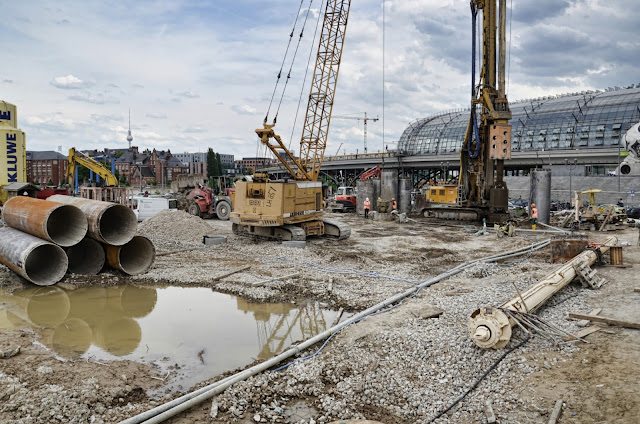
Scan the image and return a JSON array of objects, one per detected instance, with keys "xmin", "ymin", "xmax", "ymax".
[{"xmin": 1, "ymin": 213, "xmax": 639, "ymax": 423}]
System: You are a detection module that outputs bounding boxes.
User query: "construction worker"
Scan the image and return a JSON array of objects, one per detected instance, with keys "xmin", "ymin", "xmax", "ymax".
[
  {"xmin": 363, "ymin": 197, "xmax": 371, "ymax": 219},
  {"xmin": 530, "ymin": 203, "xmax": 538, "ymax": 230},
  {"xmin": 391, "ymin": 198, "xmax": 397, "ymax": 212}
]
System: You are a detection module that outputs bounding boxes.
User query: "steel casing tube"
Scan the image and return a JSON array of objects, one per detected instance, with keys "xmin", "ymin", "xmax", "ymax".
[
  {"xmin": 47, "ymin": 195, "xmax": 137, "ymax": 246},
  {"xmin": 65, "ymin": 238, "xmax": 106, "ymax": 275},
  {"xmin": 0, "ymin": 227, "xmax": 68, "ymax": 285},
  {"xmin": 3, "ymin": 196, "xmax": 88, "ymax": 247},
  {"xmin": 105, "ymin": 236, "xmax": 155, "ymax": 276}
]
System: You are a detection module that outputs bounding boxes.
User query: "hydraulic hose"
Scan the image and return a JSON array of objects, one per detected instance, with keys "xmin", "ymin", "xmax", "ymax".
[{"xmin": 121, "ymin": 239, "xmax": 551, "ymax": 424}]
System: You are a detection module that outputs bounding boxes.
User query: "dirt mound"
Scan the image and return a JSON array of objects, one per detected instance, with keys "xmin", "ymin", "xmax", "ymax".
[{"xmin": 137, "ymin": 209, "xmax": 215, "ymax": 244}]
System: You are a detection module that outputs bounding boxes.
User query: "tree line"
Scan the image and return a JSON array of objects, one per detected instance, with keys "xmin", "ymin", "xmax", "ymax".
[{"xmin": 206, "ymin": 148, "xmax": 224, "ymax": 179}]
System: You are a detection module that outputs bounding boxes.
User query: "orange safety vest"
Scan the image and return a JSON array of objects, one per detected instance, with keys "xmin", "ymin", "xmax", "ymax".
[
  {"xmin": 392, "ymin": 200, "xmax": 397, "ymax": 210},
  {"xmin": 531, "ymin": 207, "xmax": 538, "ymax": 219},
  {"xmin": 364, "ymin": 200, "xmax": 371, "ymax": 209}
]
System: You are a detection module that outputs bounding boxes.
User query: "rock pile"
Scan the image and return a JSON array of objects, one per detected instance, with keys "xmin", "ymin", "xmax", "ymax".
[{"xmin": 137, "ymin": 210, "xmax": 216, "ymax": 244}]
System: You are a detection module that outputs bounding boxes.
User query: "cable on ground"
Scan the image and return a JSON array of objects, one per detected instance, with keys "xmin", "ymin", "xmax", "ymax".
[{"xmin": 425, "ymin": 334, "xmax": 532, "ymax": 424}]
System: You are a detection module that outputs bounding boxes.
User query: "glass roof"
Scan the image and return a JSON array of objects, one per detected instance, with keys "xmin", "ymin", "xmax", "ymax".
[{"xmin": 398, "ymin": 85, "xmax": 640, "ymax": 155}]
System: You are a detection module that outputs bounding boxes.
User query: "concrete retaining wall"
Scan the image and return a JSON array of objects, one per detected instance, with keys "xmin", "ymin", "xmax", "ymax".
[{"xmin": 505, "ymin": 175, "xmax": 640, "ymax": 206}]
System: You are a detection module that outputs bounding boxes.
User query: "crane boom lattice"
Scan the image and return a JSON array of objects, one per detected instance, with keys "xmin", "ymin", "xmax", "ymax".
[{"xmin": 299, "ymin": 0, "xmax": 351, "ymax": 181}]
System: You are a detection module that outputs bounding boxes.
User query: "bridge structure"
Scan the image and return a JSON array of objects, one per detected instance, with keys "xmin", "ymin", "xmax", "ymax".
[{"xmin": 263, "ymin": 147, "xmax": 623, "ymax": 188}]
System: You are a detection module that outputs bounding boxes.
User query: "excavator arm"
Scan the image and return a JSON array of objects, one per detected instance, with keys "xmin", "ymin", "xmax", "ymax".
[{"xmin": 66, "ymin": 148, "xmax": 119, "ymax": 188}]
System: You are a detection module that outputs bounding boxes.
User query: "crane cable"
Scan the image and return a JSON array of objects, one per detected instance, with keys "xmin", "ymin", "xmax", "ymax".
[
  {"xmin": 382, "ymin": 0, "xmax": 386, "ymax": 154},
  {"xmin": 273, "ymin": 0, "xmax": 317, "ymax": 125},
  {"xmin": 288, "ymin": 0, "xmax": 326, "ymax": 151},
  {"xmin": 467, "ymin": 3, "xmax": 481, "ymax": 159},
  {"xmin": 264, "ymin": 0, "xmax": 306, "ymax": 124},
  {"xmin": 507, "ymin": 0, "xmax": 513, "ymax": 96}
]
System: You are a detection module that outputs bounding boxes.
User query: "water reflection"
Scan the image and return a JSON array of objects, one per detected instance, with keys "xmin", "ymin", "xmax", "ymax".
[
  {"xmin": 1, "ymin": 286, "xmax": 156, "ymax": 357},
  {"xmin": 0, "ymin": 285, "xmax": 339, "ymax": 391},
  {"xmin": 236, "ymin": 298, "xmax": 329, "ymax": 360}
]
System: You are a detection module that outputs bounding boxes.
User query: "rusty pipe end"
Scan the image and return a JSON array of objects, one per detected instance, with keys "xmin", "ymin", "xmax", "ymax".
[
  {"xmin": 65, "ymin": 238, "xmax": 105, "ymax": 275},
  {"xmin": 46, "ymin": 204, "xmax": 88, "ymax": 247},
  {"xmin": 97, "ymin": 204, "xmax": 138, "ymax": 246},
  {"xmin": 106, "ymin": 235, "xmax": 156, "ymax": 276},
  {"xmin": 3, "ymin": 197, "xmax": 88, "ymax": 246},
  {"xmin": 47, "ymin": 196, "xmax": 137, "ymax": 246}
]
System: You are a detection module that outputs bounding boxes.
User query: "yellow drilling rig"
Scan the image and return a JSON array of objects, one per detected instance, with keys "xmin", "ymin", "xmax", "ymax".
[{"xmin": 422, "ymin": 0, "xmax": 513, "ymax": 224}]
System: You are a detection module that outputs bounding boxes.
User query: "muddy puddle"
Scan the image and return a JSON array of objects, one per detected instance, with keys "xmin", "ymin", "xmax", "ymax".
[{"xmin": 0, "ymin": 285, "xmax": 341, "ymax": 392}]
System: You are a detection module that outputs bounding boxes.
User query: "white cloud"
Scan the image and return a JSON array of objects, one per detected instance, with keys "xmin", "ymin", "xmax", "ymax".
[
  {"xmin": 68, "ymin": 92, "xmax": 120, "ymax": 105},
  {"xmin": 24, "ymin": 115, "xmax": 76, "ymax": 131},
  {"xmin": 184, "ymin": 127, "xmax": 208, "ymax": 134},
  {"xmin": 50, "ymin": 74, "xmax": 91, "ymax": 89},
  {"xmin": 172, "ymin": 89, "xmax": 200, "ymax": 99},
  {"xmin": 231, "ymin": 105, "xmax": 257, "ymax": 115},
  {"xmin": 146, "ymin": 113, "xmax": 168, "ymax": 119}
]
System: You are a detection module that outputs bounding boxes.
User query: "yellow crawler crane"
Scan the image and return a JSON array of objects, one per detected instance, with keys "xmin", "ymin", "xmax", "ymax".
[{"xmin": 231, "ymin": 0, "xmax": 351, "ymax": 241}]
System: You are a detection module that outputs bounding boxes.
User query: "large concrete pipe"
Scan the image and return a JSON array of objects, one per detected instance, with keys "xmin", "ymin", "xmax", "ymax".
[
  {"xmin": 381, "ymin": 169, "xmax": 398, "ymax": 202},
  {"xmin": 0, "ymin": 227, "xmax": 68, "ymax": 286},
  {"xmin": 47, "ymin": 195, "xmax": 137, "ymax": 246},
  {"xmin": 105, "ymin": 235, "xmax": 156, "ymax": 275},
  {"xmin": 468, "ymin": 236, "xmax": 617, "ymax": 349},
  {"xmin": 529, "ymin": 169, "xmax": 551, "ymax": 225},
  {"xmin": 398, "ymin": 178, "xmax": 412, "ymax": 214},
  {"xmin": 65, "ymin": 237, "xmax": 106, "ymax": 275},
  {"xmin": 2, "ymin": 196, "xmax": 88, "ymax": 247}
]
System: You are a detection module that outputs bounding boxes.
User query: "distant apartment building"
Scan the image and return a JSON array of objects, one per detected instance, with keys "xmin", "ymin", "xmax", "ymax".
[
  {"xmin": 26, "ymin": 151, "xmax": 68, "ymax": 185},
  {"xmin": 174, "ymin": 152, "xmax": 236, "ymax": 177},
  {"xmin": 236, "ymin": 157, "xmax": 277, "ymax": 172}
]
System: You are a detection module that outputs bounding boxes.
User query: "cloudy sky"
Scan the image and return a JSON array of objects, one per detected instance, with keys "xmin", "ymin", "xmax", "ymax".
[{"xmin": 1, "ymin": 0, "xmax": 637, "ymax": 160}]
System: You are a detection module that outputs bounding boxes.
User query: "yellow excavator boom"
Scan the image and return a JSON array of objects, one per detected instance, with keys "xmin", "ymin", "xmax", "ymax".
[{"xmin": 66, "ymin": 148, "xmax": 119, "ymax": 188}]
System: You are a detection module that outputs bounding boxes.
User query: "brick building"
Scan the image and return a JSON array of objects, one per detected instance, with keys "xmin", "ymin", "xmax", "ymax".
[
  {"xmin": 26, "ymin": 151, "xmax": 68, "ymax": 186},
  {"xmin": 115, "ymin": 147, "xmax": 187, "ymax": 186}
]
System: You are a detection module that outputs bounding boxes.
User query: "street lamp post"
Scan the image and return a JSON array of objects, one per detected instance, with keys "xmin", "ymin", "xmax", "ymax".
[
  {"xmin": 617, "ymin": 142, "xmax": 621, "ymax": 195},
  {"xmin": 440, "ymin": 161, "xmax": 450, "ymax": 182},
  {"xmin": 564, "ymin": 158, "xmax": 578, "ymax": 206}
]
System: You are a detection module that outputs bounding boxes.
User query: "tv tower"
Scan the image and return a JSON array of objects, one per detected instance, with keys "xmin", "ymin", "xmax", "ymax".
[{"xmin": 127, "ymin": 109, "xmax": 133, "ymax": 149}]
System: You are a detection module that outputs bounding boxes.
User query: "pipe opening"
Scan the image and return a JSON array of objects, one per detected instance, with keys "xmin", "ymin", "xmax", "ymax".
[
  {"xmin": 116, "ymin": 236, "xmax": 155, "ymax": 275},
  {"xmin": 66, "ymin": 238, "xmax": 105, "ymax": 275},
  {"xmin": 99, "ymin": 205, "xmax": 138, "ymax": 246},
  {"xmin": 25, "ymin": 244, "xmax": 68, "ymax": 286},
  {"xmin": 47, "ymin": 205, "xmax": 88, "ymax": 247}
]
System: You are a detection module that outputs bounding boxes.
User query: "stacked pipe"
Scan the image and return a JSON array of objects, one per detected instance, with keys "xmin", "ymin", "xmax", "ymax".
[
  {"xmin": 47, "ymin": 195, "xmax": 155, "ymax": 277},
  {"xmin": 0, "ymin": 196, "xmax": 155, "ymax": 286}
]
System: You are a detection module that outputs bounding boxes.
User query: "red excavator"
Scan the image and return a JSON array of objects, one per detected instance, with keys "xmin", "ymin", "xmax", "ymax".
[{"xmin": 329, "ymin": 166, "xmax": 380, "ymax": 212}]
